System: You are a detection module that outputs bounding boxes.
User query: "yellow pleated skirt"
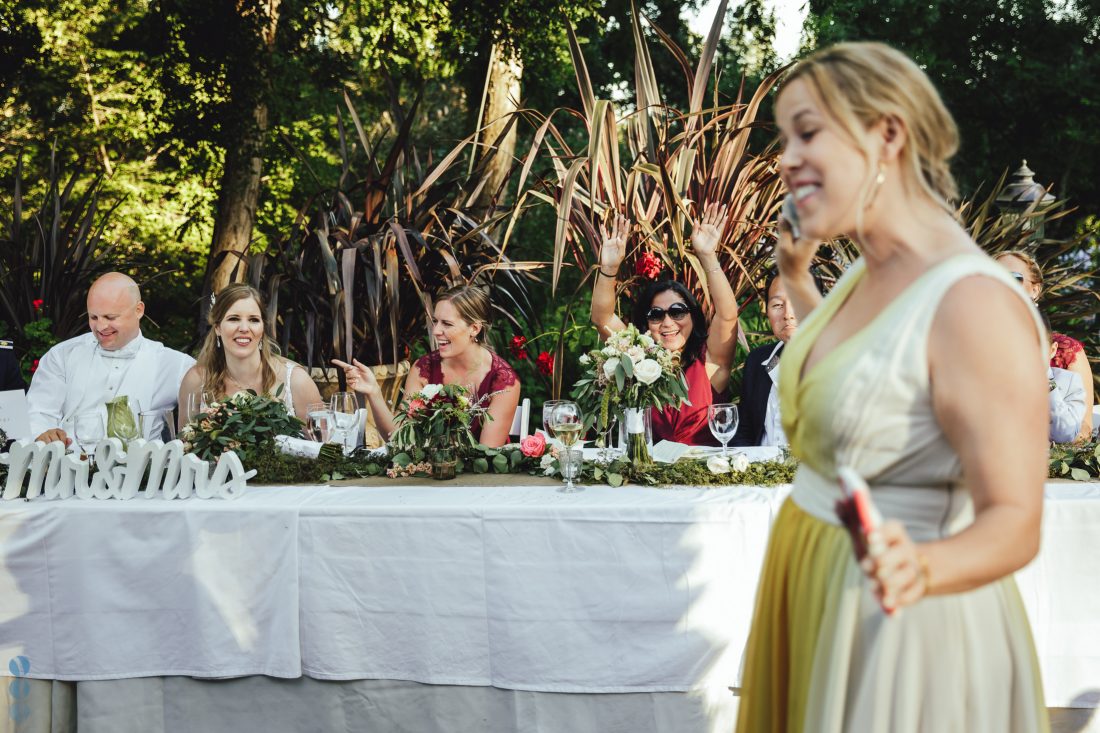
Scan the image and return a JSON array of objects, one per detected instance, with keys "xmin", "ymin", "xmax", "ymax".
[{"xmin": 736, "ymin": 498, "xmax": 1049, "ymax": 733}]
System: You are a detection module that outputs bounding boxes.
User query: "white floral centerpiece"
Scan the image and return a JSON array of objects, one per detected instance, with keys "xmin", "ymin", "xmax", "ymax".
[{"xmin": 571, "ymin": 324, "xmax": 690, "ymax": 464}]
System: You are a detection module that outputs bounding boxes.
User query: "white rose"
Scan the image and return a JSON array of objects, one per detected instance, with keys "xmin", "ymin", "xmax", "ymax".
[
  {"xmin": 540, "ymin": 454, "xmax": 557, "ymax": 476},
  {"xmin": 626, "ymin": 346, "xmax": 645, "ymax": 364},
  {"xmin": 707, "ymin": 456, "xmax": 731, "ymax": 474},
  {"xmin": 420, "ymin": 383, "xmax": 443, "ymax": 400},
  {"xmin": 633, "ymin": 358, "xmax": 661, "ymax": 385},
  {"xmin": 640, "ymin": 334, "xmax": 655, "ymax": 347},
  {"xmin": 603, "ymin": 357, "xmax": 621, "ymax": 380},
  {"xmin": 730, "ymin": 453, "xmax": 750, "ymax": 472},
  {"xmin": 579, "ymin": 354, "xmax": 591, "ymax": 365}
]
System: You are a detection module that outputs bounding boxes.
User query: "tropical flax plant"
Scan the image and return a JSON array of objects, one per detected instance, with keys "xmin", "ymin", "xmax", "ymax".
[
  {"xmin": 509, "ymin": 0, "xmax": 788, "ymax": 395},
  {"xmin": 0, "ymin": 145, "xmax": 129, "ymax": 368},
  {"xmin": 248, "ymin": 91, "xmax": 543, "ymax": 372}
]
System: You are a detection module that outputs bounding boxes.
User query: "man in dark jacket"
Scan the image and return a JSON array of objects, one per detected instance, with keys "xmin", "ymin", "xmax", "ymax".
[
  {"xmin": 0, "ymin": 339, "xmax": 26, "ymax": 392},
  {"xmin": 732, "ymin": 270, "xmax": 822, "ymax": 447}
]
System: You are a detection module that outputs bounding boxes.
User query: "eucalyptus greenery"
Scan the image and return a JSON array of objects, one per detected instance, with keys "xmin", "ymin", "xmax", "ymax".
[
  {"xmin": 1049, "ymin": 441, "xmax": 1100, "ymax": 481},
  {"xmin": 180, "ymin": 388, "xmax": 304, "ymax": 463}
]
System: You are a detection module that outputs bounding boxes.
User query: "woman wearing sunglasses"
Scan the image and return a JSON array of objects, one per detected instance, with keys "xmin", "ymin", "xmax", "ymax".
[
  {"xmin": 995, "ymin": 249, "xmax": 1094, "ymax": 440},
  {"xmin": 590, "ymin": 203, "xmax": 740, "ymax": 445}
]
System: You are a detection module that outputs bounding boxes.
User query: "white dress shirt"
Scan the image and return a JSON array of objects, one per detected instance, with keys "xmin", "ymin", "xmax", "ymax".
[
  {"xmin": 760, "ymin": 342, "xmax": 788, "ymax": 448},
  {"xmin": 27, "ymin": 331, "xmax": 195, "ymax": 438},
  {"xmin": 1049, "ymin": 365, "xmax": 1086, "ymax": 443}
]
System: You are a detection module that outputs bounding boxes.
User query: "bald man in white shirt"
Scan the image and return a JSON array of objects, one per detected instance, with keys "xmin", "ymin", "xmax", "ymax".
[{"xmin": 28, "ymin": 273, "xmax": 194, "ymax": 445}]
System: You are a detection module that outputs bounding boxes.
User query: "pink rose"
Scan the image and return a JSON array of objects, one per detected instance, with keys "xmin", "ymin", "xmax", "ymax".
[
  {"xmin": 407, "ymin": 398, "xmax": 427, "ymax": 417},
  {"xmin": 520, "ymin": 432, "xmax": 547, "ymax": 458}
]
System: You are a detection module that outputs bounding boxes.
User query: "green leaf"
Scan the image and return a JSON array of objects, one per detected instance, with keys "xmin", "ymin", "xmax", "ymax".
[
  {"xmin": 393, "ymin": 452, "xmax": 412, "ymax": 467},
  {"xmin": 608, "ymin": 472, "xmax": 624, "ymax": 487},
  {"xmin": 473, "ymin": 457, "xmax": 489, "ymax": 474},
  {"xmin": 509, "ymin": 450, "xmax": 523, "ymax": 469},
  {"xmin": 1070, "ymin": 467, "xmax": 1092, "ymax": 481},
  {"xmin": 492, "ymin": 454, "xmax": 509, "ymax": 473}
]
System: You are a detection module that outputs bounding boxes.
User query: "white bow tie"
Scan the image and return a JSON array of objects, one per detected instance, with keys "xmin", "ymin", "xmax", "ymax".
[{"xmin": 99, "ymin": 341, "xmax": 141, "ymax": 360}]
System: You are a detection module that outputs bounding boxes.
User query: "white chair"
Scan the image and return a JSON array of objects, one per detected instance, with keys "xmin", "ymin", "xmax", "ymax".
[{"xmin": 510, "ymin": 398, "xmax": 531, "ymax": 440}]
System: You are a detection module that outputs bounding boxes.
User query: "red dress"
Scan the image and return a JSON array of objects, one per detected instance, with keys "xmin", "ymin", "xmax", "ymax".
[
  {"xmin": 651, "ymin": 349, "xmax": 728, "ymax": 446},
  {"xmin": 1051, "ymin": 333, "xmax": 1084, "ymax": 371},
  {"xmin": 415, "ymin": 350, "xmax": 519, "ymax": 437}
]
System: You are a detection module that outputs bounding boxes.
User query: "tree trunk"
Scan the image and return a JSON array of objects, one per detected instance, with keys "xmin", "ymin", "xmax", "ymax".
[
  {"xmin": 205, "ymin": 0, "xmax": 280, "ymax": 294},
  {"xmin": 208, "ymin": 101, "xmax": 269, "ymax": 292},
  {"xmin": 471, "ymin": 43, "xmax": 522, "ymax": 216}
]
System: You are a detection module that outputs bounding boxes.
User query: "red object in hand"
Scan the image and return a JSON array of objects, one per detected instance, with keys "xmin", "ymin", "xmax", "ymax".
[
  {"xmin": 510, "ymin": 335, "xmax": 529, "ymax": 360},
  {"xmin": 536, "ymin": 351, "xmax": 554, "ymax": 376},
  {"xmin": 635, "ymin": 251, "xmax": 662, "ymax": 280}
]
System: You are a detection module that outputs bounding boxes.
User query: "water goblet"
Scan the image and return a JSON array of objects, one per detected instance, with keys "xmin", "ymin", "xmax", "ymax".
[
  {"xmin": 542, "ymin": 400, "xmax": 568, "ymax": 439},
  {"xmin": 557, "ymin": 444, "xmax": 585, "ymax": 494},
  {"xmin": 73, "ymin": 412, "xmax": 105, "ymax": 469},
  {"xmin": 330, "ymin": 392, "xmax": 359, "ymax": 453},
  {"xmin": 548, "ymin": 401, "xmax": 584, "ymax": 492},
  {"xmin": 707, "ymin": 403, "xmax": 739, "ymax": 458}
]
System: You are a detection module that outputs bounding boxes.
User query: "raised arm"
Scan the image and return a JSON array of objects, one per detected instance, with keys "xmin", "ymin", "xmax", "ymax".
[
  {"xmin": 775, "ymin": 216, "xmax": 824, "ymax": 321},
  {"xmin": 332, "ymin": 358, "xmax": 397, "ymax": 440},
  {"xmin": 693, "ymin": 203, "xmax": 739, "ymax": 389},
  {"xmin": 1067, "ymin": 350, "xmax": 1094, "ymax": 440},
  {"xmin": 869, "ymin": 278, "xmax": 1046, "ymax": 609},
  {"xmin": 591, "ymin": 213, "xmax": 629, "ymax": 339}
]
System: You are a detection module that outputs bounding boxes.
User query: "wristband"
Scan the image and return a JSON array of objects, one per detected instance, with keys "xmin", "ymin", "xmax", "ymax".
[{"xmin": 598, "ymin": 268, "xmax": 620, "ymax": 278}]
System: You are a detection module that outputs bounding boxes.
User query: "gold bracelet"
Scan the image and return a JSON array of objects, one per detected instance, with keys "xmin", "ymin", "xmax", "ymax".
[{"xmin": 916, "ymin": 553, "xmax": 931, "ymax": 594}]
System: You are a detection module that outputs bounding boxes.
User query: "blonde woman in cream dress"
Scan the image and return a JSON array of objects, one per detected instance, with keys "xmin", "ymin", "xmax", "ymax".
[{"xmin": 735, "ymin": 43, "xmax": 1049, "ymax": 732}]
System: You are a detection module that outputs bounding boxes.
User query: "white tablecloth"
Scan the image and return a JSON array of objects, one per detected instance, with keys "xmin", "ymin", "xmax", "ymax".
[{"xmin": 1, "ymin": 481, "xmax": 1098, "ymax": 708}]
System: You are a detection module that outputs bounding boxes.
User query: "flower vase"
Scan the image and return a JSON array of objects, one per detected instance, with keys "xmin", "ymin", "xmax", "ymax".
[
  {"xmin": 619, "ymin": 407, "xmax": 652, "ymax": 466},
  {"xmin": 431, "ymin": 444, "xmax": 458, "ymax": 481}
]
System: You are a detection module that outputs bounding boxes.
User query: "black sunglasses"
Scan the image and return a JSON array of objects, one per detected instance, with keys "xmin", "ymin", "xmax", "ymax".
[{"xmin": 646, "ymin": 302, "xmax": 692, "ymax": 324}]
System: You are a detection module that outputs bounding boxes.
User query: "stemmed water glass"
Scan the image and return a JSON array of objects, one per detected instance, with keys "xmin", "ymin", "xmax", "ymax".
[
  {"xmin": 73, "ymin": 412, "xmax": 105, "ymax": 469},
  {"xmin": 139, "ymin": 409, "xmax": 177, "ymax": 442},
  {"xmin": 542, "ymin": 400, "xmax": 568, "ymax": 440},
  {"xmin": 707, "ymin": 403, "xmax": 739, "ymax": 458},
  {"xmin": 330, "ymin": 392, "xmax": 359, "ymax": 453},
  {"xmin": 548, "ymin": 401, "xmax": 584, "ymax": 493}
]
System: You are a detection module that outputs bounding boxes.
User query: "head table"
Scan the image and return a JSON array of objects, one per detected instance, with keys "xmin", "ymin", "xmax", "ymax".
[{"xmin": 0, "ymin": 479, "xmax": 1097, "ymax": 732}]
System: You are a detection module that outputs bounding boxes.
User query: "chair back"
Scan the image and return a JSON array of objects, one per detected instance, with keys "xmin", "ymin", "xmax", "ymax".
[{"xmin": 509, "ymin": 398, "xmax": 531, "ymax": 440}]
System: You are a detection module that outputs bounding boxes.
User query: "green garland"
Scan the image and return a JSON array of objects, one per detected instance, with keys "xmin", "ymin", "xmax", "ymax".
[{"xmin": 1049, "ymin": 440, "xmax": 1100, "ymax": 481}]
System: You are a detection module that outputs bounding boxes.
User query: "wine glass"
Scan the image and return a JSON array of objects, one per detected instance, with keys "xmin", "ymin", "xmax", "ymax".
[
  {"xmin": 548, "ymin": 401, "xmax": 583, "ymax": 493},
  {"xmin": 542, "ymin": 400, "xmax": 568, "ymax": 439},
  {"xmin": 596, "ymin": 414, "xmax": 619, "ymax": 463},
  {"xmin": 139, "ymin": 409, "xmax": 176, "ymax": 442},
  {"xmin": 707, "ymin": 403, "xmax": 739, "ymax": 458},
  {"xmin": 330, "ymin": 392, "xmax": 359, "ymax": 453},
  {"xmin": 185, "ymin": 391, "xmax": 213, "ymax": 425},
  {"xmin": 305, "ymin": 401, "xmax": 332, "ymax": 443},
  {"xmin": 73, "ymin": 412, "xmax": 105, "ymax": 468}
]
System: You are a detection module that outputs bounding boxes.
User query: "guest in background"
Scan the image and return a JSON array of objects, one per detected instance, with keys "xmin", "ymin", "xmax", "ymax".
[
  {"xmin": 178, "ymin": 284, "xmax": 321, "ymax": 427},
  {"xmin": 28, "ymin": 273, "xmax": 193, "ymax": 445},
  {"xmin": 1042, "ymin": 313, "xmax": 1087, "ymax": 443},
  {"xmin": 0, "ymin": 339, "xmax": 25, "ymax": 392},
  {"xmin": 996, "ymin": 249, "xmax": 1094, "ymax": 439},
  {"xmin": 333, "ymin": 284, "xmax": 520, "ymax": 448},
  {"xmin": 732, "ymin": 270, "xmax": 823, "ymax": 448},
  {"xmin": 592, "ymin": 205, "xmax": 739, "ymax": 445}
]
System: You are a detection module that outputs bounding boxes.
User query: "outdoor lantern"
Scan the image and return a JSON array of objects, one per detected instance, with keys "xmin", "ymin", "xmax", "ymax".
[{"xmin": 995, "ymin": 160, "xmax": 1056, "ymax": 240}]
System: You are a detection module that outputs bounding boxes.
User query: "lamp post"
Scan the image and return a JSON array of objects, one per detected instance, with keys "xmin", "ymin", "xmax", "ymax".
[{"xmin": 995, "ymin": 160, "xmax": 1055, "ymax": 240}]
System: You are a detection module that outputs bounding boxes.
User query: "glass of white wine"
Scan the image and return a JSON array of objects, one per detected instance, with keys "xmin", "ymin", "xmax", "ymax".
[
  {"xmin": 542, "ymin": 400, "xmax": 568, "ymax": 440},
  {"xmin": 548, "ymin": 401, "xmax": 584, "ymax": 493}
]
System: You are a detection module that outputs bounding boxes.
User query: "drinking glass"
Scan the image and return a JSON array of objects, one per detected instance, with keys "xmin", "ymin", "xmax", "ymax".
[
  {"xmin": 139, "ymin": 409, "xmax": 176, "ymax": 442},
  {"xmin": 707, "ymin": 403, "xmax": 739, "ymax": 458},
  {"xmin": 73, "ymin": 412, "xmax": 105, "ymax": 468},
  {"xmin": 596, "ymin": 414, "xmax": 619, "ymax": 463},
  {"xmin": 542, "ymin": 400, "xmax": 568, "ymax": 438},
  {"xmin": 330, "ymin": 392, "xmax": 359, "ymax": 453},
  {"xmin": 185, "ymin": 391, "xmax": 213, "ymax": 425},
  {"xmin": 548, "ymin": 401, "xmax": 583, "ymax": 493},
  {"xmin": 557, "ymin": 444, "xmax": 584, "ymax": 494},
  {"xmin": 305, "ymin": 401, "xmax": 333, "ymax": 443}
]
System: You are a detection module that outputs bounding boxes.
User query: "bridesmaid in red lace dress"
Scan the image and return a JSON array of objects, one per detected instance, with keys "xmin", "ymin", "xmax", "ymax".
[
  {"xmin": 333, "ymin": 285, "xmax": 521, "ymax": 448},
  {"xmin": 591, "ymin": 205, "xmax": 740, "ymax": 445},
  {"xmin": 996, "ymin": 250, "xmax": 1095, "ymax": 439}
]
